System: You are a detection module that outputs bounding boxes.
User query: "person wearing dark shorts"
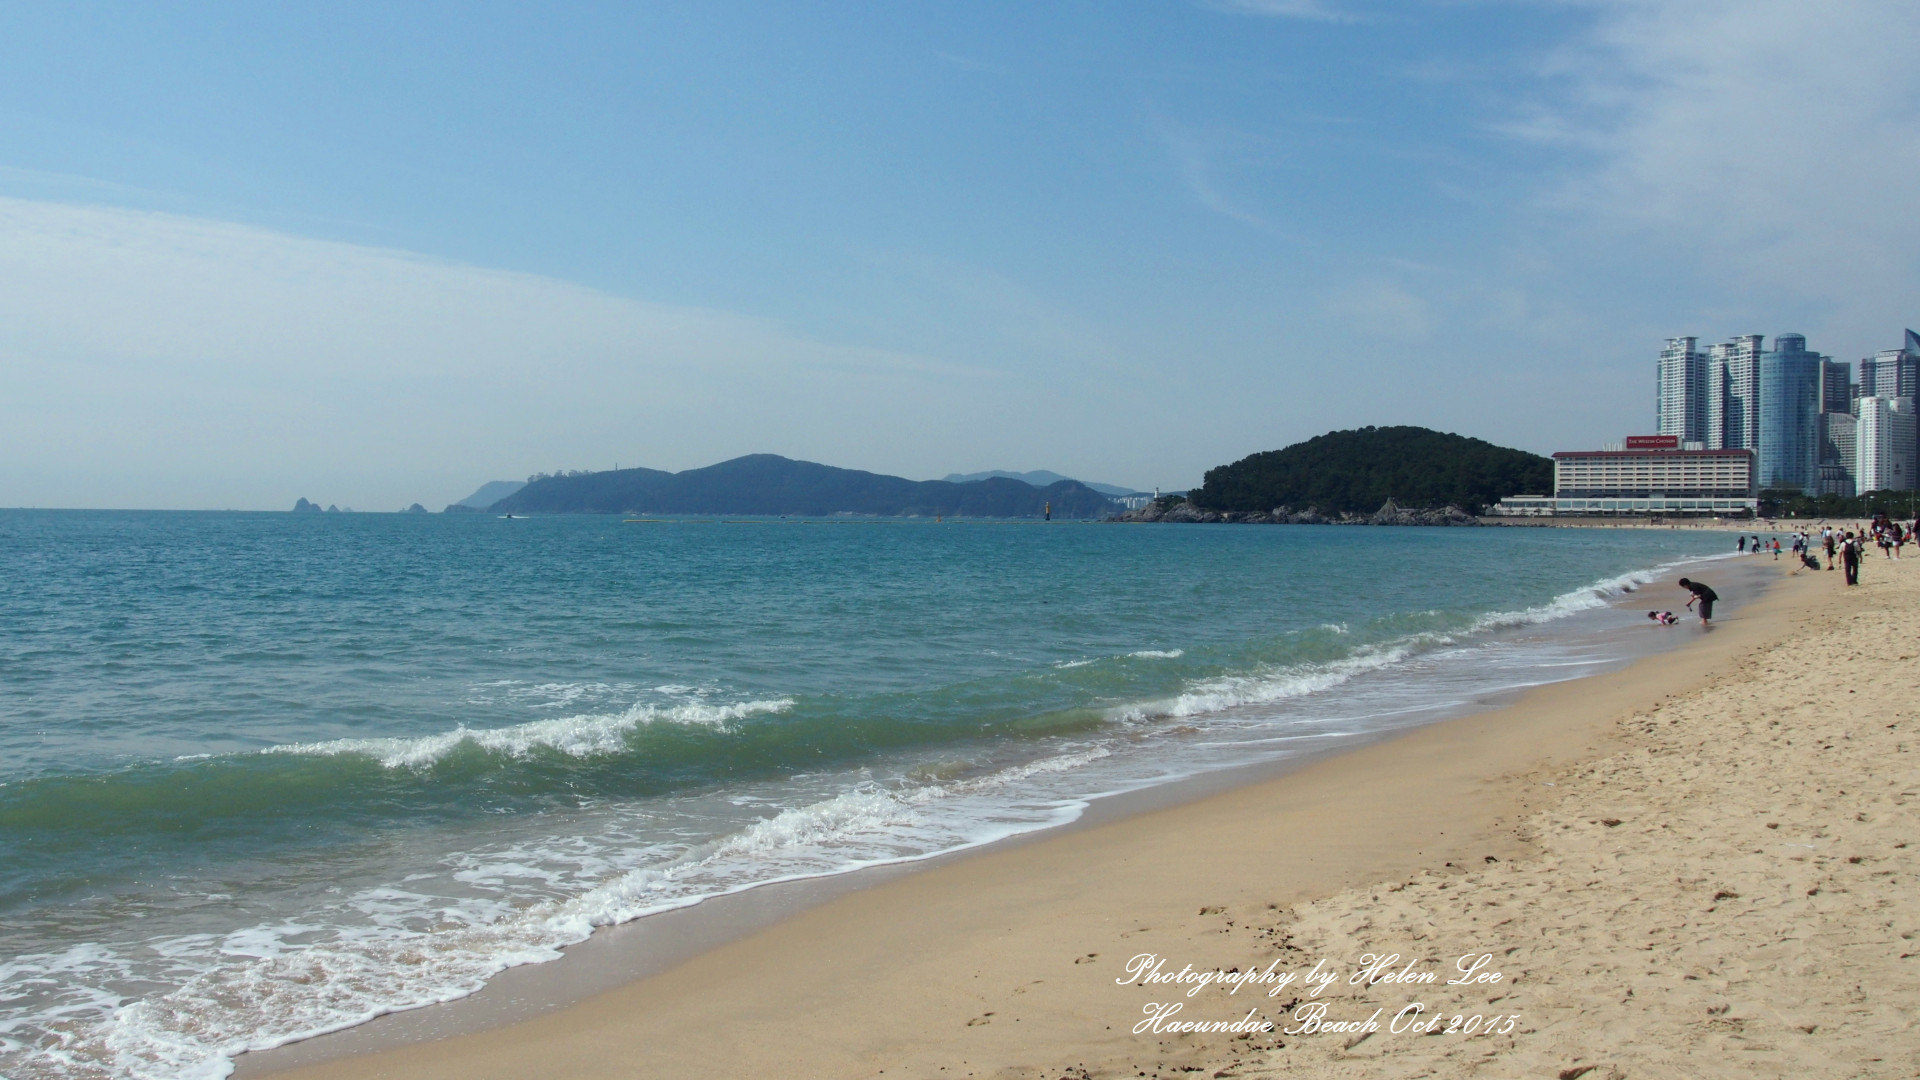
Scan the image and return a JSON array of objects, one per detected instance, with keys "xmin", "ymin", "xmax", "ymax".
[{"xmin": 1677, "ymin": 577, "xmax": 1717, "ymax": 624}]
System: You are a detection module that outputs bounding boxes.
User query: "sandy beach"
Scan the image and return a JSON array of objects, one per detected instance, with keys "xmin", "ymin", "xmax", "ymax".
[{"xmin": 249, "ymin": 551, "xmax": 1917, "ymax": 1080}]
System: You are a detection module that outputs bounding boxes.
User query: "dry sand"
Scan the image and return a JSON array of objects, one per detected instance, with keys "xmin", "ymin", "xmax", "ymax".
[{"xmin": 255, "ymin": 555, "xmax": 1917, "ymax": 1080}]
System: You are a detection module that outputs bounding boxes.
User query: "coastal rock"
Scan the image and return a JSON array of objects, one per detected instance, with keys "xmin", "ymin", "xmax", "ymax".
[
  {"xmin": 292, "ymin": 498, "xmax": 321, "ymax": 513},
  {"xmin": 1370, "ymin": 498, "xmax": 1407, "ymax": 525},
  {"xmin": 404, "ymin": 504, "xmax": 428, "ymax": 514},
  {"xmin": 1109, "ymin": 497, "xmax": 1475, "ymax": 525},
  {"xmin": 1158, "ymin": 501, "xmax": 1220, "ymax": 523},
  {"xmin": 1367, "ymin": 499, "xmax": 1478, "ymax": 526},
  {"xmin": 1110, "ymin": 497, "xmax": 1189, "ymax": 522}
]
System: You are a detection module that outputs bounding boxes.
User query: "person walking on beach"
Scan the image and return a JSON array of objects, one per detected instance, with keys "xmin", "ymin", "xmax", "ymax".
[
  {"xmin": 1842, "ymin": 532, "xmax": 1862, "ymax": 586},
  {"xmin": 1677, "ymin": 578, "xmax": 1718, "ymax": 625},
  {"xmin": 1825, "ymin": 530, "xmax": 1837, "ymax": 570},
  {"xmin": 1738, "ymin": 535, "xmax": 1747, "ymax": 553}
]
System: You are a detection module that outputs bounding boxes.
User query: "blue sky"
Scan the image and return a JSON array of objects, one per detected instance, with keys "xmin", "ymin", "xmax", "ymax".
[{"xmin": 3, "ymin": 1, "xmax": 1918, "ymax": 508}]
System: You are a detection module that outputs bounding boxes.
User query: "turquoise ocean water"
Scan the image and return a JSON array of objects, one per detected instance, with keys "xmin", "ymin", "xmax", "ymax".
[{"xmin": 0, "ymin": 511, "xmax": 1740, "ymax": 1079}]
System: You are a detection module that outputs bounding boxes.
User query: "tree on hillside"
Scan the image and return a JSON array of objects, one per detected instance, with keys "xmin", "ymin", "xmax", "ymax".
[{"xmin": 1190, "ymin": 426, "xmax": 1552, "ymax": 515}]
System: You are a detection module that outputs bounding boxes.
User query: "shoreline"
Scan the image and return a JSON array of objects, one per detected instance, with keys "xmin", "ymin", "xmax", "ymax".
[{"xmin": 240, "ymin": 551, "xmax": 1810, "ymax": 1079}]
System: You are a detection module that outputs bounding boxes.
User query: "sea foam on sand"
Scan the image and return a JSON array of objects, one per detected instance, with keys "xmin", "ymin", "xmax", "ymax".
[{"xmin": 241, "ymin": 554, "xmax": 1919, "ymax": 1080}]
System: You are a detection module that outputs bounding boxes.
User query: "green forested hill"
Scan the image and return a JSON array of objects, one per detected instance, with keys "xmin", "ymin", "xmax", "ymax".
[{"xmin": 1190, "ymin": 427, "xmax": 1551, "ymax": 514}]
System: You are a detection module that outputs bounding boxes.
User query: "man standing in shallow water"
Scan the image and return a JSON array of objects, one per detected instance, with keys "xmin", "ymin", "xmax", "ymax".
[{"xmin": 1677, "ymin": 578, "xmax": 1717, "ymax": 625}]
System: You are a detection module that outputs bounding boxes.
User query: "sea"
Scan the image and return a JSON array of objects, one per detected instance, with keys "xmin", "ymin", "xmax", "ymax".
[{"xmin": 0, "ymin": 510, "xmax": 1747, "ymax": 1079}]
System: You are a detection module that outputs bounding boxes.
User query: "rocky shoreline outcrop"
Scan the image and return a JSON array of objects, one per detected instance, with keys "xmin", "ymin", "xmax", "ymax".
[{"xmin": 1111, "ymin": 497, "xmax": 1478, "ymax": 526}]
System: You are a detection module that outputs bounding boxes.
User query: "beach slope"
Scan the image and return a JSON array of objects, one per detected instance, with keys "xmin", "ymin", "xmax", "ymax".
[{"xmin": 254, "ymin": 560, "xmax": 1917, "ymax": 1079}]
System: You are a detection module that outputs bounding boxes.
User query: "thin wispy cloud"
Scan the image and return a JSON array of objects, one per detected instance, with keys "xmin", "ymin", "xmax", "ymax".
[
  {"xmin": 1150, "ymin": 116, "xmax": 1285, "ymax": 233},
  {"xmin": 0, "ymin": 197, "xmax": 1005, "ymax": 508},
  {"xmin": 2, "ymin": 2, "xmax": 1910, "ymax": 504},
  {"xmin": 1324, "ymin": 279, "xmax": 1433, "ymax": 341},
  {"xmin": 1500, "ymin": 0, "xmax": 1920, "ymax": 341},
  {"xmin": 936, "ymin": 52, "xmax": 1005, "ymax": 75},
  {"xmin": 1202, "ymin": 0, "xmax": 1353, "ymax": 22}
]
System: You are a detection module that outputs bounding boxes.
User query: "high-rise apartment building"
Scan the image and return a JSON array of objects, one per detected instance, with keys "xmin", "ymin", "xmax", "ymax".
[
  {"xmin": 1657, "ymin": 336, "xmax": 1709, "ymax": 444},
  {"xmin": 1820, "ymin": 358, "xmax": 1854, "ymax": 414},
  {"xmin": 1758, "ymin": 334, "xmax": 1822, "ymax": 494},
  {"xmin": 1856, "ymin": 396, "xmax": 1917, "ymax": 493},
  {"xmin": 1860, "ymin": 339, "xmax": 1920, "ymax": 399},
  {"xmin": 1821, "ymin": 411, "xmax": 1858, "ymax": 497},
  {"xmin": 1858, "ymin": 330, "xmax": 1920, "ymax": 482},
  {"xmin": 1657, "ymin": 330, "xmax": 1920, "ymax": 497},
  {"xmin": 1817, "ymin": 355, "xmax": 1858, "ymax": 494},
  {"xmin": 1707, "ymin": 334, "xmax": 1764, "ymax": 451}
]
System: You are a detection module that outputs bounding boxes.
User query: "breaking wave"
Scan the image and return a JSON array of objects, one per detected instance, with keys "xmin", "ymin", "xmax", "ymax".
[{"xmin": 263, "ymin": 698, "xmax": 794, "ymax": 769}]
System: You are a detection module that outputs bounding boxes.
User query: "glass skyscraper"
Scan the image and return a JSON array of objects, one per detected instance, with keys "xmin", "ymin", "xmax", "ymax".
[
  {"xmin": 1758, "ymin": 333, "xmax": 1822, "ymax": 494},
  {"xmin": 1820, "ymin": 358, "xmax": 1854, "ymax": 414}
]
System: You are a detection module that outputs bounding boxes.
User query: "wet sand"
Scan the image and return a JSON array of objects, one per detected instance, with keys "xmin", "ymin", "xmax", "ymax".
[{"xmin": 247, "ymin": 553, "xmax": 1919, "ymax": 1079}]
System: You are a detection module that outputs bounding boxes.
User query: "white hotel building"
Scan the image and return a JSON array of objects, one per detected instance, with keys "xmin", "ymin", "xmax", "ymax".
[{"xmin": 1491, "ymin": 438, "xmax": 1756, "ymax": 516}]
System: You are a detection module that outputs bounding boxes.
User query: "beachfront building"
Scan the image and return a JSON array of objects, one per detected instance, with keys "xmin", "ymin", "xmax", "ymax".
[
  {"xmin": 1757, "ymin": 334, "xmax": 1823, "ymax": 494},
  {"xmin": 1488, "ymin": 437, "xmax": 1756, "ymax": 516},
  {"xmin": 1707, "ymin": 334, "xmax": 1764, "ymax": 452},
  {"xmin": 1856, "ymin": 396, "xmax": 1917, "ymax": 493},
  {"xmin": 1657, "ymin": 336, "xmax": 1709, "ymax": 444}
]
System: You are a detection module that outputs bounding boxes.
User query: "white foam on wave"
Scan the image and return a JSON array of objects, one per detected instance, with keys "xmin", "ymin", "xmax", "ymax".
[
  {"xmin": 1109, "ymin": 640, "xmax": 1420, "ymax": 724},
  {"xmin": 1466, "ymin": 558, "xmax": 1699, "ymax": 634},
  {"xmin": 262, "ymin": 698, "xmax": 793, "ymax": 769},
  {"xmin": 1055, "ymin": 649, "xmax": 1182, "ymax": 669},
  {"xmin": 511, "ymin": 682, "xmax": 615, "ymax": 710},
  {"xmin": 1107, "ymin": 555, "xmax": 1715, "ymax": 728},
  {"xmin": 949, "ymin": 744, "xmax": 1114, "ymax": 792},
  {"xmin": 562, "ymin": 745, "xmax": 1118, "ymax": 930},
  {"xmin": 57, "ymin": 743, "xmax": 1115, "ymax": 1080},
  {"xmin": 20, "ymin": 551, "xmax": 1740, "ymax": 1080}
]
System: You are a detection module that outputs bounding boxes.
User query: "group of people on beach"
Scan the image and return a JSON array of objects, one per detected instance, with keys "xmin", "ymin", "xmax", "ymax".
[
  {"xmin": 1650, "ymin": 515, "xmax": 1919, "ymax": 628},
  {"xmin": 1735, "ymin": 516, "xmax": 1920, "ymax": 586}
]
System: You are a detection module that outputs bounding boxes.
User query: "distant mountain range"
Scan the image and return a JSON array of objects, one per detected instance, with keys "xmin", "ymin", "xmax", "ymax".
[
  {"xmin": 481, "ymin": 454, "xmax": 1118, "ymax": 518},
  {"xmin": 940, "ymin": 470, "xmax": 1140, "ymax": 498}
]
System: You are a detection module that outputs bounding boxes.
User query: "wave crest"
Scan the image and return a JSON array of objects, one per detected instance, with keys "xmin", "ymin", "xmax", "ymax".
[{"xmin": 262, "ymin": 698, "xmax": 794, "ymax": 769}]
